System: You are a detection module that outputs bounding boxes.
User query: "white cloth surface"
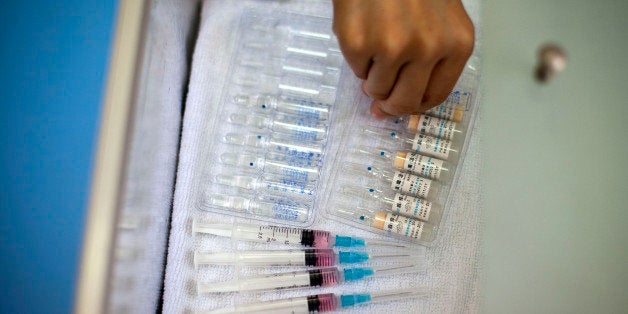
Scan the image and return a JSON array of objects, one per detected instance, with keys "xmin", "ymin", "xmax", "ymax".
[
  {"xmin": 163, "ymin": 0, "xmax": 483, "ymax": 313},
  {"xmin": 106, "ymin": 0, "xmax": 199, "ymax": 312}
]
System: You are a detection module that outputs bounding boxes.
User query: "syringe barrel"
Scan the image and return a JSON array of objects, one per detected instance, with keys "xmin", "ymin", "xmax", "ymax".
[
  {"xmin": 194, "ymin": 249, "xmax": 336, "ymax": 267},
  {"xmin": 233, "ymin": 225, "xmax": 331, "ymax": 248},
  {"xmin": 205, "ymin": 294, "xmax": 337, "ymax": 314}
]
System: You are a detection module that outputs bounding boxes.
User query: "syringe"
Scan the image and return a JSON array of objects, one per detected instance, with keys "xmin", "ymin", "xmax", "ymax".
[
  {"xmin": 192, "ymin": 220, "xmax": 409, "ymax": 248},
  {"xmin": 220, "ymin": 152, "xmax": 320, "ymax": 182},
  {"xmin": 197, "ymin": 264, "xmax": 419, "ymax": 293},
  {"xmin": 215, "ymin": 173, "xmax": 315, "ymax": 199},
  {"xmin": 360, "ymin": 127, "xmax": 459, "ymax": 161},
  {"xmin": 340, "ymin": 186, "xmax": 442, "ymax": 223},
  {"xmin": 229, "ymin": 113, "xmax": 327, "ymax": 141},
  {"xmin": 335, "ymin": 208, "xmax": 436, "ymax": 242},
  {"xmin": 203, "ymin": 194, "xmax": 309, "ymax": 223},
  {"xmin": 223, "ymin": 132, "xmax": 323, "ymax": 162},
  {"xmin": 354, "ymin": 147, "xmax": 452, "ymax": 181},
  {"xmin": 344, "ymin": 163, "xmax": 441, "ymax": 201},
  {"xmin": 203, "ymin": 289, "xmax": 424, "ymax": 313},
  {"xmin": 234, "ymin": 95, "xmax": 330, "ymax": 121},
  {"xmin": 193, "ymin": 249, "xmax": 420, "ymax": 268}
]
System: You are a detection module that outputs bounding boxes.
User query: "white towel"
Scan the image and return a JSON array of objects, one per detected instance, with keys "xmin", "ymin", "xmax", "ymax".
[
  {"xmin": 106, "ymin": 0, "xmax": 200, "ymax": 313},
  {"xmin": 163, "ymin": 0, "xmax": 483, "ymax": 312}
]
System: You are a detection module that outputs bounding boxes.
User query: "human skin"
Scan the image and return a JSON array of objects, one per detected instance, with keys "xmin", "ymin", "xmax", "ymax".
[{"xmin": 332, "ymin": 0, "xmax": 475, "ymax": 119}]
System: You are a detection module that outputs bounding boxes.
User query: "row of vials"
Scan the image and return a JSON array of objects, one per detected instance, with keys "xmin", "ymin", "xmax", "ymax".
[{"xmin": 330, "ymin": 91, "xmax": 471, "ymax": 243}]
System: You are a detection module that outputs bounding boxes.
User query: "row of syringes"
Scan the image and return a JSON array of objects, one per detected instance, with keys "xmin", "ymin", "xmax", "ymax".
[
  {"xmin": 203, "ymin": 289, "xmax": 424, "ymax": 314},
  {"xmin": 193, "ymin": 220, "xmax": 423, "ymax": 294}
]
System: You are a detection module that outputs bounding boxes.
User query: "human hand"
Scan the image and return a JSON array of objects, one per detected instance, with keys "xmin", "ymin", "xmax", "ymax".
[{"xmin": 332, "ymin": 0, "xmax": 474, "ymax": 119}]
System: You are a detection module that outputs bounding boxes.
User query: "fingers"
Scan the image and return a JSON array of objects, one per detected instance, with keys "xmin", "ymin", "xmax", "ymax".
[
  {"xmin": 332, "ymin": 0, "xmax": 372, "ymax": 79},
  {"xmin": 370, "ymin": 61, "xmax": 433, "ymax": 118},
  {"xmin": 421, "ymin": 58, "xmax": 466, "ymax": 109},
  {"xmin": 422, "ymin": 8, "xmax": 475, "ymax": 109},
  {"xmin": 333, "ymin": 0, "xmax": 476, "ymax": 118},
  {"xmin": 362, "ymin": 57, "xmax": 404, "ymax": 100}
]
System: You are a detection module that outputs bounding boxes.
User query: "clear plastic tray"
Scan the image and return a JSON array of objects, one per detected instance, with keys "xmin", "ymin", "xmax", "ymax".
[{"xmin": 193, "ymin": 8, "xmax": 481, "ymax": 245}]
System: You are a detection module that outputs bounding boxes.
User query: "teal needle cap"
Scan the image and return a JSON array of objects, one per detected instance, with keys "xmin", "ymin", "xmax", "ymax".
[
  {"xmin": 342, "ymin": 267, "xmax": 374, "ymax": 281},
  {"xmin": 340, "ymin": 294, "xmax": 372, "ymax": 307},
  {"xmin": 338, "ymin": 251, "xmax": 370, "ymax": 264},
  {"xmin": 334, "ymin": 235, "xmax": 366, "ymax": 247}
]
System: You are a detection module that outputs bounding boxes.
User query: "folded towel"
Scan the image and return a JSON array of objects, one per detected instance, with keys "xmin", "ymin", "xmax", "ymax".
[{"xmin": 163, "ymin": 0, "xmax": 483, "ymax": 312}]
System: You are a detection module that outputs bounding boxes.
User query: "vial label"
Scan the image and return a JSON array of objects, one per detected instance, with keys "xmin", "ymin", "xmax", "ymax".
[
  {"xmin": 445, "ymin": 90, "xmax": 471, "ymax": 108},
  {"xmin": 403, "ymin": 152, "xmax": 444, "ymax": 180},
  {"xmin": 425, "ymin": 104, "xmax": 458, "ymax": 121},
  {"xmin": 411, "ymin": 134, "xmax": 452, "ymax": 160},
  {"xmin": 280, "ymin": 167, "xmax": 310, "ymax": 184},
  {"xmin": 272, "ymin": 201, "xmax": 303, "ymax": 222},
  {"xmin": 381, "ymin": 212, "xmax": 424, "ymax": 239},
  {"xmin": 264, "ymin": 181, "xmax": 315, "ymax": 197},
  {"xmin": 391, "ymin": 193, "xmax": 432, "ymax": 221},
  {"xmin": 390, "ymin": 171, "xmax": 432, "ymax": 199},
  {"xmin": 415, "ymin": 115, "xmax": 457, "ymax": 140}
]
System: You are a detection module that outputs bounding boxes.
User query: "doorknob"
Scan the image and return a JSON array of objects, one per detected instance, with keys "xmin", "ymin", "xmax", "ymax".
[{"xmin": 535, "ymin": 43, "xmax": 567, "ymax": 83}]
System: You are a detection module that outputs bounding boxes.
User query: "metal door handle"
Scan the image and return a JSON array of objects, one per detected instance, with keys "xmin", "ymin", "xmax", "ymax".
[{"xmin": 535, "ymin": 43, "xmax": 567, "ymax": 83}]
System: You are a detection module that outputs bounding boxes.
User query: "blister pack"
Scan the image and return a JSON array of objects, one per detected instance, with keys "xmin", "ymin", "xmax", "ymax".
[
  {"xmin": 194, "ymin": 10, "xmax": 343, "ymax": 226},
  {"xmin": 193, "ymin": 8, "xmax": 481, "ymax": 244},
  {"xmin": 320, "ymin": 70, "xmax": 480, "ymax": 245}
]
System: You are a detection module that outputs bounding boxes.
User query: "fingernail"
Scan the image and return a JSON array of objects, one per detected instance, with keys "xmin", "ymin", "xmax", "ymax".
[
  {"xmin": 361, "ymin": 81, "xmax": 371, "ymax": 97},
  {"xmin": 370, "ymin": 105, "xmax": 387, "ymax": 120}
]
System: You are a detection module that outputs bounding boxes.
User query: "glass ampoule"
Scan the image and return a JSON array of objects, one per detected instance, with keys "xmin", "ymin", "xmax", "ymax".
[
  {"xmin": 238, "ymin": 55, "xmax": 341, "ymax": 88},
  {"xmin": 249, "ymin": 21, "xmax": 340, "ymax": 47},
  {"xmin": 229, "ymin": 113, "xmax": 327, "ymax": 141},
  {"xmin": 340, "ymin": 185, "xmax": 442, "ymax": 223},
  {"xmin": 232, "ymin": 73, "xmax": 337, "ymax": 104},
  {"xmin": 235, "ymin": 94, "xmax": 331, "ymax": 121},
  {"xmin": 215, "ymin": 173, "xmax": 316, "ymax": 199},
  {"xmin": 400, "ymin": 114, "xmax": 465, "ymax": 145},
  {"xmin": 204, "ymin": 193, "xmax": 309, "ymax": 222},
  {"xmin": 223, "ymin": 132, "xmax": 324, "ymax": 163},
  {"xmin": 360, "ymin": 127, "xmax": 459, "ymax": 161},
  {"xmin": 241, "ymin": 35, "xmax": 343, "ymax": 68},
  {"xmin": 353, "ymin": 147, "xmax": 452, "ymax": 181},
  {"xmin": 344, "ymin": 163, "xmax": 441, "ymax": 201},
  {"xmin": 220, "ymin": 152, "xmax": 320, "ymax": 182},
  {"xmin": 335, "ymin": 208, "xmax": 435, "ymax": 242}
]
